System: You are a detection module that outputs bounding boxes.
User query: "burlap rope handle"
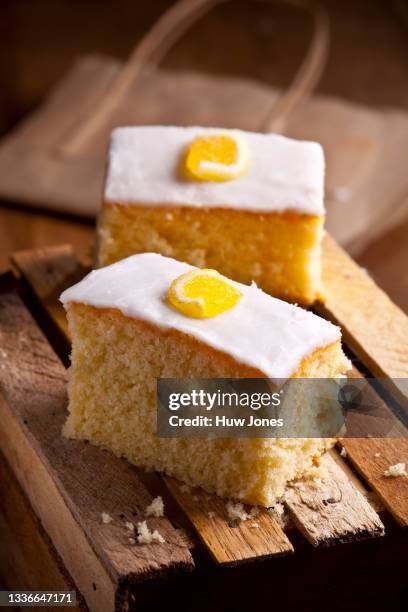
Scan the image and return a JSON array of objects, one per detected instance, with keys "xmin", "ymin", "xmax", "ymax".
[{"xmin": 60, "ymin": 0, "xmax": 329, "ymax": 157}]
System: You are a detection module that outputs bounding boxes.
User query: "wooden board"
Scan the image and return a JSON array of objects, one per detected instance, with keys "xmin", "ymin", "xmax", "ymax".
[
  {"xmin": 342, "ymin": 438, "xmax": 408, "ymax": 528},
  {"xmin": 318, "ymin": 234, "xmax": 408, "ymax": 397},
  {"xmin": 0, "ymin": 452, "xmax": 86, "ymax": 611},
  {"xmin": 13, "ymin": 244, "xmax": 90, "ymax": 335},
  {"xmin": 164, "ymin": 476, "xmax": 293, "ymax": 564},
  {"xmin": 0, "ymin": 280, "xmax": 193, "ymax": 612},
  {"xmin": 315, "ymin": 234, "xmax": 408, "ymax": 527},
  {"xmin": 284, "ymin": 452, "xmax": 384, "ymax": 546},
  {"xmin": 10, "ymin": 243, "xmax": 399, "ymax": 550}
]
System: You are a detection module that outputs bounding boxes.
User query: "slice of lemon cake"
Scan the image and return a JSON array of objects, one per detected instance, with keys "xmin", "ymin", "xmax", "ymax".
[
  {"xmin": 96, "ymin": 126, "xmax": 325, "ymax": 304},
  {"xmin": 60, "ymin": 253, "xmax": 350, "ymax": 507}
]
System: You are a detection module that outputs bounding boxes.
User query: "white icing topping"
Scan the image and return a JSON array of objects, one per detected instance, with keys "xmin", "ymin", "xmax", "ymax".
[
  {"xmin": 60, "ymin": 253, "xmax": 340, "ymax": 381},
  {"xmin": 104, "ymin": 126, "xmax": 325, "ymax": 215}
]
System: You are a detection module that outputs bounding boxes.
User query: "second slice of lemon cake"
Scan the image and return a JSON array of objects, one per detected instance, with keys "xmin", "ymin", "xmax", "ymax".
[
  {"xmin": 97, "ymin": 126, "xmax": 325, "ymax": 304},
  {"xmin": 60, "ymin": 253, "xmax": 350, "ymax": 507}
]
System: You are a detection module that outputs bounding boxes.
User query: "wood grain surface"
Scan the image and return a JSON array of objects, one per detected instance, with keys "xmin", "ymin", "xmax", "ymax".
[
  {"xmin": 342, "ymin": 438, "xmax": 408, "ymax": 528},
  {"xmin": 164, "ymin": 476, "xmax": 293, "ymax": 564},
  {"xmin": 0, "ymin": 453, "xmax": 85, "ymax": 611},
  {"xmin": 318, "ymin": 233, "xmax": 408, "ymax": 390},
  {"xmin": 0, "ymin": 282, "xmax": 193, "ymax": 611},
  {"xmin": 284, "ymin": 452, "xmax": 384, "ymax": 546},
  {"xmin": 12, "ymin": 244, "xmax": 89, "ymax": 337}
]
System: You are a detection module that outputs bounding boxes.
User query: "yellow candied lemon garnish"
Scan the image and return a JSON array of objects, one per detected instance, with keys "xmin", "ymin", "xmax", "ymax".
[
  {"xmin": 184, "ymin": 130, "xmax": 250, "ymax": 182},
  {"xmin": 168, "ymin": 268, "xmax": 243, "ymax": 319}
]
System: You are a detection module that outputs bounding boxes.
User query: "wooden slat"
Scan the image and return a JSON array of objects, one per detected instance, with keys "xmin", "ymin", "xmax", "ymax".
[
  {"xmin": 12, "ymin": 245, "xmax": 294, "ymax": 563},
  {"xmin": 164, "ymin": 477, "xmax": 293, "ymax": 564},
  {"xmin": 317, "ymin": 237, "xmax": 408, "ymax": 526},
  {"xmin": 284, "ymin": 452, "xmax": 384, "ymax": 546},
  {"xmin": 330, "ymin": 448, "xmax": 384, "ymax": 513},
  {"xmin": 12, "ymin": 244, "xmax": 88, "ymax": 337},
  {"xmin": 345, "ymin": 366, "xmax": 407, "ymax": 437},
  {"xmin": 319, "ymin": 233, "xmax": 408, "ymax": 403},
  {"xmin": 0, "ymin": 283, "xmax": 194, "ymax": 611},
  {"xmin": 0, "ymin": 453, "xmax": 85, "ymax": 611},
  {"xmin": 342, "ymin": 438, "xmax": 408, "ymax": 528}
]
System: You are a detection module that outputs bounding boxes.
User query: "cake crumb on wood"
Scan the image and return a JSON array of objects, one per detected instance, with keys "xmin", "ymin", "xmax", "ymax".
[
  {"xmin": 268, "ymin": 502, "xmax": 288, "ymax": 529},
  {"xmin": 383, "ymin": 463, "xmax": 407, "ymax": 478},
  {"xmin": 340, "ymin": 447, "xmax": 347, "ymax": 458},
  {"xmin": 208, "ymin": 511, "xmax": 215, "ymax": 519},
  {"xmin": 101, "ymin": 512, "xmax": 113, "ymax": 524},
  {"xmin": 137, "ymin": 520, "xmax": 166, "ymax": 544},
  {"xmin": 226, "ymin": 502, "xmax": 261, "ymax": 523},
  {"xmin": 249, "ymin": 522, "xmax": 260, "ymax": 529},
  {"xmin": 226, "ymin": 501, "xmax": 250, "ymax": 522},
  {"xmin": 145, "ymin": 496, "xmax": 164, "ymax": 518},
  {"xmin": 125, "ymin": 521, "xmax": 134, "ymax": 531},
  {"xmin": 128, "ymin": 537, "xmax": 136, "ymax": 545},
  {"xmin": 374, "ymin": 452, "xmax": 381, "ymax": 458}
]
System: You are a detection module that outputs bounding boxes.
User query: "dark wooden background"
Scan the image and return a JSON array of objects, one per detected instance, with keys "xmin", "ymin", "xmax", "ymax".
[{"xmin": 0, "ymin": 0, "xmax": 407, "ymax": 310}]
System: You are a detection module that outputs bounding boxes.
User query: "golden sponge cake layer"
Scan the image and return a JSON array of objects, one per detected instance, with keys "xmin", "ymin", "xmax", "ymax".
[
  {"xmin": 64, "ymin": 303, "xmax": 349, "ymax": 506},
  {"xmin": 97, "ymin": 205, "xmax": 323, "ymax": 304}
]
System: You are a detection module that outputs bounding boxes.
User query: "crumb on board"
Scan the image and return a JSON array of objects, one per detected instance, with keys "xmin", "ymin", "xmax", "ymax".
[
  {"xmin": 208, "ymin": 511, "xmax": 215, "ymax": 519},
  {"xmin": 128, "ymin": 537, "xmax": 136, "ymax": 545},
  {"xmin": 340, "ymin": 447, "xmax": 347, "ymax": 458},
  {"xmin": 267, "ymin": 502, "xmax": 288, "ymax": 529},
  {"xmin": 374, "ymin": 452, "xmax": 381, "ymax": 458},
  {"xmin": 137, "ymin": 521, "xmax": 166, "ymax": 545},
  {"xmin": 125, "ymin": 521, "xmax": 134, "ymax": 531},
  {"xmin": 383, "ymin": 463, "xmax": 407, "ymax": 478},
  {"xmin": 304, "ymin": 463, "xmax": 328, "ymax": 486},
  {"xmin": 226, "ymin": 502, "xmax": 261, "ymax": 523},
  {"xmin": 249, "ymin": 522, "xmax": 260, "ymax": 529},
  {"xmin": 145, "ymin": 496, "xmax": 164, "ymax": 518},
  {"xmin": 226, "ymin": 501, "xmax": 250, "ymax": 522},
  {"xmin": 101, "ymin": 512, "xmax": 113, "ymax": 524}
]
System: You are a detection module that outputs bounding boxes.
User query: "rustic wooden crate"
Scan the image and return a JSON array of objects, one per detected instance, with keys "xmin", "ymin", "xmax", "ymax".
[{"xmin": 0, "ymin": 236, "xmax": 407, "ymax": 611}]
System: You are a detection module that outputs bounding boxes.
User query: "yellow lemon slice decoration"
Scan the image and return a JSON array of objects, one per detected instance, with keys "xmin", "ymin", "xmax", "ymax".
[
  {"xmin": 184, "ymin": 130, "xmax": 250, "ymax": 182},
  {"xmin": 168, "ymin": 268, "xmax": 243, "ymax": 319}
]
